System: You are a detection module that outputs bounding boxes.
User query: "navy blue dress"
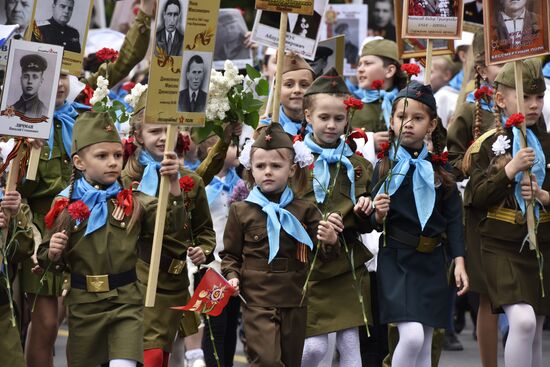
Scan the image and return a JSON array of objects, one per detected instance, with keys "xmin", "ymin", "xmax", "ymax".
[{"xmin": 370, "ymin": 148, "xmax": 464, "ymax": 328}]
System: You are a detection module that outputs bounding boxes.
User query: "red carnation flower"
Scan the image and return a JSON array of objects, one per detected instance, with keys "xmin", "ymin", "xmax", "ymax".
[
  {"xmin": 431, "ymin": 151, "xmax": 449, "ymax": 165},
  {"xmin": 179, "ymin": 176, "xmax": 195, "ymax": 192},
  {"xmin": 505, "ymin": 113, "xmax": 525, "ymax": 128},
  {"xmin": 355, "ymin": 151, "xmax": 364, "ymax": 157},
  {"xmin": 68, "ymin": 201, "xmax": 90, "ymax": 222},
  {"xmin": 377, "ymin": 141, "xmax": 390, "ymax": 159},
  {"xmin": 96, "ymin": 48, "xmax": 119, "ymax": 63},
  {"xmin": 474, "ymin": 86, "xmax": 493, "ymax": 101},
  {"xmin": 122, "ymin": 137, "xmax": 137, "ymax": 164},
  {"xmin": 116, "ymin": 189, "xmax": 134, "ymax": 217},
  {"xmin": 121, "ymin": 82, "xmax": 136, "ymax": 93},
  {"xmin": 82, "ymin": 84, "xmax": 95, "ymax": 106},
  {"xmin": 44, "ymin": 197, "xmax": 70, "ymax": 229},
  {"xmin": 370, "ymin": 80, "xmax": 384, "ymax": 90},
  {"xmin": 347, "ymin": 128, "xmax": 368, "ymax": 141},
  {"xmin": 401, "ymin": 63, "xmax": 421, "ymax": 77},
  {"xmin": 343, "ymin": 97, "xmax": 364, "ymax": 111}
]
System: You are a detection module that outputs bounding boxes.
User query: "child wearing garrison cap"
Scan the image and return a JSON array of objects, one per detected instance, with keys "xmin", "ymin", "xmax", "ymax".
[
  {"xmin": 370, "ymin": 81, "xmax": 468, "ymax": 367},
  {"xmin": 467, "ymin": 59, "xmax": 550, "ymax": 367},
  {"xmin": 37, "ymin": 111, "xmax": 185, "ymax": 367},
  {"xmin": 260, "ymin": 53, "xmax": 315, "ymax": 135},
  {"xmin": 298, "ymin": 68, "xmax": 375, "ymax": 366},
  {"xmin": 221, "ymin": 123, "xmax": 342, "ymax": 367}
]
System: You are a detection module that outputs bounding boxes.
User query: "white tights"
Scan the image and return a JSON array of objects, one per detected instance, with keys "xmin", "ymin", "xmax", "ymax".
[
  {"xmin": 503, "ymin": 303, "xmax": 544, "ymax": 367},
  {"xmin": 97, "ymin": 359, "xmax": 137, "ymax": 367},
  {"xmin": 301, "ymin": 327, "xmax": 361, "ymax": 367},
  {"xmin": 392, "ymin": 322, "xmax": 433, "ymax": 367}
]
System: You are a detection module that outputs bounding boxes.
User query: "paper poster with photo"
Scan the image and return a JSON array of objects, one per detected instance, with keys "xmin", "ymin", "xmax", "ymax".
[
  {"xmin": 145, "ymin": 0, "xmax": 220, "ymax": 127},
  {"xmin": 484, "ymin": 0, "xmax": 550, "ymax": 65},
  {"xmin": 255, "ymin": 0, "xmax": 314, "ymax": 15},
  {"xmin": 308, "ymin": 35, "xmax": 344, "ymax": 78},
  {"xmin": 403, "ymin": 0, "xmax": 464, "ymax": 39},
  {"xmin": 0, "ymin": 0, "xmax": 36, "ymax": 39},
  {"xmin": 365, "ymin": 0, "xmax": 396, "ymax": 41},
  {"xmin": 462, "ymin": 0, "xmax": 483, "ymax": 32},
  {"xmin": 213, "ymin": 9, "xmax": 252, "ymax": 70},
  {"xmin": 319, "ymin": 4, "xmax": 367, "ymax": 76},
  {"xmin": 27, "ymin": 0, "xmax": 94, "ymax": 76},
  {"xmin": 394, "ymin": 0, "xmax": 454, "ymax": 59},
  {"xmin": 0, "ymin": 39, "xmax": 62, "ymax": 139},
  {"xmin": 251, "ymin": 0, "xmax": 330, "ymax": 61}
]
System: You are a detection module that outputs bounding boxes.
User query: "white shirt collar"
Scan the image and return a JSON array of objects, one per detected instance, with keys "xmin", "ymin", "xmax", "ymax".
[{"xmin": 501, "ymin": 8, "xmax": 526, "ymax": 21}]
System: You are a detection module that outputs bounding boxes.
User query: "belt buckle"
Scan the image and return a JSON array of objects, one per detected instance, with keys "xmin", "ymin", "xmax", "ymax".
[
  {"xmin": 416, "ymin": 236, "xmax": 438, "ymax": 254},
  {"xmin": 168, "ymin": 259, "xmax": 186, "ymax": 275},
  {"xmin": 269, "ymin": 258, "xmax": 288, "ymax": 273},
  {"xmin": 86, "ymin": 275, "xmax": 110, "ymax": 292}
]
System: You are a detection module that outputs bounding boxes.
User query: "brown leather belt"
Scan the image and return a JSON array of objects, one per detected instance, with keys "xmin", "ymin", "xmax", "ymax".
[
  {"xmin": 139, "ymin": 244, "xmax": 186, "ymax": 275},
  {"xmin": 244, "ymin": 258, "xmax": 305, "ymax": 273}
]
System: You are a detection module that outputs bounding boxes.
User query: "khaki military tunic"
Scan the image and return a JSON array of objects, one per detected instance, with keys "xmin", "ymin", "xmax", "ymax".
[{"xmin": 350, "ymin": 102, "xmax": 387, "ymax": 132}]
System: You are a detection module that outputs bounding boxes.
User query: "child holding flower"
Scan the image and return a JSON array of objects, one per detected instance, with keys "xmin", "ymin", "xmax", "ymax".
[
  {"xmin": 467, "ymin": 59, "xmax": 550, "ymax": 367},
  {"xmin": 37, "ymin": 111, "xmax": 185, "ymax": 367},
  {"xmin": 370, "ymin": 81, "xmax": 468, "ymax": 367}
]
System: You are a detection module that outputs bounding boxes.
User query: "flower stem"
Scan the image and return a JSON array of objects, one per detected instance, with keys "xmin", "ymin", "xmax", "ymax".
[{"xmin": 206, "ymin": 315, "xmax": 221, "ymax": 367}]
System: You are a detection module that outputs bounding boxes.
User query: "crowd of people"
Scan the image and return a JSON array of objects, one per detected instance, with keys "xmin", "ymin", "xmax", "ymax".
[{"xmin": 1, "ymin": 1, "xmax": 550, "ymax": 367}]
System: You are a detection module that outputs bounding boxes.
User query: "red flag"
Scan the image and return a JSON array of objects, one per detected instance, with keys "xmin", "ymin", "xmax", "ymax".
[{"xmin": 172, "ymin": 269, "xmax": 236, "ymax": 316}]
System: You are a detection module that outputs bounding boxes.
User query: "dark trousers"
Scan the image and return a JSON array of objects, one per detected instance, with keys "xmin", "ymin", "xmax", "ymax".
[
  {"xmin": 202, "ymin": 296, "xmax": 241, "ymax": 367},
  {"xmin": 360, "ymin": 271, "xmax": 388, "ymax": 367}
]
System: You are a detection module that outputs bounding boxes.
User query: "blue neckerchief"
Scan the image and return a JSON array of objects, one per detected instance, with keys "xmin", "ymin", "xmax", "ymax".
[
  {"xmin": 346, "ymin": 78, "xmax": 363, "ymax": 99},
  {"xmin": 304, "ymin": 133, "xmax": 356, "ymax": 205},
  {"xmin": 245, "ymin": 186, "xmax": 313, "ymax": 263},
  {"xmin": 184, "ymin": 159, "xmax": 201, "ymax": 171},
  {"xmin": 361, "ymin": 87, "xmax": 399, "ymax": 128},
  {"xmin": 206, "ymin": 168, "xmax": 240, "ymax": 205},
  {"xmin": 465, "ymin": 90, "xmax": 495, "ymax": 112},
  {"xmin": 59, "ymin": 178, "xmax": 121, "ymax": 236},
  {"xmin": 500, "ymin": 116, "xmax": 547, "ymax": 219},
  {"xmin": 449, "ymin": 70, "xmax": 464, "ymax": 92},
  {"xmin": 137, "ymin": 150, "xmax": 161, "ymax": 197},
  {"xmin": 260, "ymin": 106, "xmax": 311, "ymax": 136},
  {"xmin": 375, "ymin": 145, "xmax": 435, "ymax": 230},
  {"xmin": 51, "ymin": 102, "xmax": 90, "ymax": 158},
  {"xmin": 543, "ymin": 62, "xmax": 550, "ymax": 78}
]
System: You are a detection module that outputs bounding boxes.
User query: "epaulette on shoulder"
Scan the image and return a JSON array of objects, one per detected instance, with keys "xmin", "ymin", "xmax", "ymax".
[{"xmin": 470, "ymin": 128, "xmax": 497, "ymax": 154}]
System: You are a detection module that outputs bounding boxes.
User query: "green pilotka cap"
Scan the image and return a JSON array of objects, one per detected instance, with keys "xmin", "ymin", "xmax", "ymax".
[
  {"xmin": 472, "ymin": 29, "xmax": 486, "ymax": 66},
  {"xmin": 281, "ymin": 53, "xmax": 314, "ymax": 76},
  {"xmin": 494, "ymin": 59, "xmax": 546, "ymax": 94},
  {"xmin": 252, "ymin": 122, "xmax": 293, "ymax": 150},
  {"xmin": 304, "ymin": 67, "xmax": 350, "ymax": 97},
  {"xmin": 72, "ymin": 111, "xmax": 121, "ymax": 155},
  {"xmin": 360, "ymin": 39, "xmax": 399, "ymax": 63}
]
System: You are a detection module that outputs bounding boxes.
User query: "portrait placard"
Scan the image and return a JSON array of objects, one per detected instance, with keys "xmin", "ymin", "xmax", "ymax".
[
  {"xmin": 251, "ymin": 0, "xmax": 329, "ymax": 60},
  {"xmin": 213, "ymin": 9, "xmax": 252, "ymax": 70},
  {"xmin": 462, "ymin": 0, "xmax": 483, "ymax": 32},
  {"xmin": 309, "ymin": 35, "xmax": 344, "ymax": 78},
  {"xmin": 27, "ymin": 0, "xmax": 94, "ymax": 76},
  {"xmin": 402, "ymin": 0, "xmax": 464, "ymax": 40},
  {"xmin": 255, "ymin": 0, "xmax": 314, "ymax": 16},
  {"xmin": 365, "ymin": 0, "xmax": 396, "ymax": 41},
  {"xmin": 484, "ymin": 0, "xmax": 550, "ymax": 65},
  {"xmin": 0, "ymin": 39, "xmax": 62, "ymax": 139},
  {"xmin": 394, "ymin": 0, "xmax": 454, "ymax": 59},
  {"xmin": 0, "ymin": 0, "xmax": 36, "ymax": 39},
  {"xmin": 145, "ymin": 0, "xmax": 220, "ymax": 127}
]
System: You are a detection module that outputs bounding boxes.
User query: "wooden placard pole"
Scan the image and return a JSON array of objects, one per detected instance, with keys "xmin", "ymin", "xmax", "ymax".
[
  {"xmin": 270, "ymin": 12, "xmax": 288, "ymax": 124},
  {"xmin": 514, "ymin": 61, "xmax": 537, "ymax": 249},
  {"xmin": 423, "ymin": 39, "xmax": 433, "ymax": 85},
  {"xmin": 26, "ymin": 146, "xmax": 41, "ymax": 181},
  {"xmin": 145, "ymin": 124, "xmax": 178, "ymax": 307}
]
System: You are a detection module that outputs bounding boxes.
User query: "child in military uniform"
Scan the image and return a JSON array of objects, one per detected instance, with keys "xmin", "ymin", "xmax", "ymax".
[
  {"xmin": 0, "ymin": 191, "xmax": 34, "ymax": 367},
  {"xmin": 221, "ymin": 123, "xmax": 342, "ymax": 367},
  {"xmin": 468, "ymin": 59, "xmax": 550, "ymax": 367},
  {"xmin": 37, "ymin": 111, "xmax": 185, "ymax": 367},
  {"xmin": 371, "ymin": 81, "xmax": 468, "ymax": 367},
  {"xmin": 298, "ymin": 68, "xmax": 374, "ymax": 366},
  {"xmin": 260, "ymin": 53, "xmax": 315, "ymax": 135},
  {"xmin": 121, "ymin": 90, "xmax": 216, "ymax": 367}
]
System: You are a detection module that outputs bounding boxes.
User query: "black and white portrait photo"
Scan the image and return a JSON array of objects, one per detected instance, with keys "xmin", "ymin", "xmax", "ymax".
[
  {"xmin": 334, "ymin": 21, "xmax": 359, "ymax": 66},
  {"xmin": 31, "ymin": 0, "xmax": 92, "ymax": 54},
  {"xmin": 178, "ymin": 52, "xmax": 212, "ymax": 113},
  {"xmin": 366, "ymin": 0, "xmax": 396, "ymax": 40},
  {"xmin": 0, "ymin": 39, "xmax": 63, "ymax": 139},
  {"xmin": 0, "ymin": 0, "xmax": 35, "ymax": 38},
  {"xmin": 155, "ymin": 0, "xmax": 184, "ymax": 57},
  {"xmin": 214, "ymin": 9, "xmax": 252, "ymax": 69}
]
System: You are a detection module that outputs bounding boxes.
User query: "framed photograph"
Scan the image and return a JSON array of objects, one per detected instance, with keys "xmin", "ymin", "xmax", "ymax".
[
  {"xmin": 309, "ymin": 35, "xmax": 345, "ymax": 78},
  {"xmin": 462, "ymin": 0, "xmax": 483, "ymax": 32},
  {"xmin": 155, "ymin": 0, "xmax": 186, "ymax": 58},
  {"xmin": 255, "ymin": 0, "xmax": 314, "ymax": 16},
  {"xmin": 0, "ymin": 0, "xmax": 36, "ymax": 38},
  {"xmin": 251, "ymin": 0, "xmax": 330, "ymax": 60},
  {"xmin": 402, "ymin": 0, "xmax": 464, "ymax": 39},
  {"xmin": 484, "ymin": 0, "xmax": 550, "ymax": 65},
  {"xmin": 28, "ymin": 0, "xmax": 94, "ymax": 76},
  {"xmin": 365, "ymin": 0, "xmax": 396, "ymax": 41},
  {"xmin": 0, "ymin": 39, "xmax": 63, "ymax": 139},
  {"xmin": 213, "ymin": 9, "xmax": 252, "ymax": 70},
  {"xmin": 177, "ymin": 51, "xmax": 212, "ymax": 114},
  {"xmin": 394, "ymin": 0, "xmax": 454, "ymax": 59}
]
